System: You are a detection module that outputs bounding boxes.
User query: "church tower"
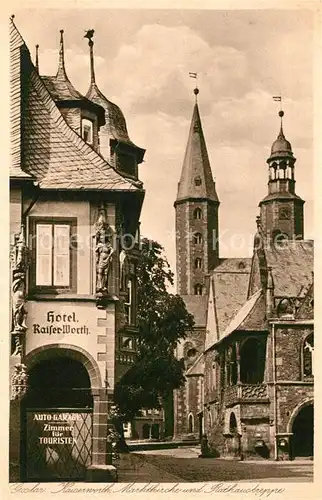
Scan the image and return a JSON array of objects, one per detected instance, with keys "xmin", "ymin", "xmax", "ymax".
[
  {"xmin": 174, "ymin": 88, "xmax": 220, "ymax": 296},
  {"xmin": 259, "ymin": 110, "xmax": 304, "ymax": 242}
]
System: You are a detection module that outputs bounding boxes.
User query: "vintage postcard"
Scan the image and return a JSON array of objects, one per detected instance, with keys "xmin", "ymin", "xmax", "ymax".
[{"xmin": 5, "ymin": 0, "xmax": 320, "ymax": 496}]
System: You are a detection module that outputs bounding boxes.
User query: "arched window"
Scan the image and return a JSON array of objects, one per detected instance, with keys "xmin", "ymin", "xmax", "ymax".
[
  {"xmin": 193, "ymin": 232, "xmax": 202, "ymax": 245},
  {"xmin": 229, "ymin": 412, "xmax": 238, "ymax": 435},
  {"xmin": 188, "ymin": 413, "xmax": 194, "ymax": 433},
  {"xmin": 194, "ymin": 208, "xmax": 202, "ymax": 220},
  {"xmin": 303, "ymin": 333, "xmax": 314, "ymax": 377},
  {"xmin": 81, "ymin": 118, "xmax": 93, "ymax": 144},
  {"xmin": 277, "ymin": 298, "xmax": 293, "ymax": 317},
  {"xmin": 195, "ymin": 258, "xmax": 202, "ymax": 269},
  {"xmin": 240, "ymin": 338, "xmax": 265, "ymax": 384},
  {"xmin": 194, "ymin": 176, "xmax": 202, "ymax": 186},
  {"xmin": 194, "ymin": 284, "xmax": 203, "ymax": 296},
  {"xmin": 208, "ymin": 410, "xmax": 213, "ymax": 429}
]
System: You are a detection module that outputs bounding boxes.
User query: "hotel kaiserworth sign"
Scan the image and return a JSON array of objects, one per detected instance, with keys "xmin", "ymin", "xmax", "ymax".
[{"xmin": 32, "ymin": 311, "xmax": 91, "ymax": 336}]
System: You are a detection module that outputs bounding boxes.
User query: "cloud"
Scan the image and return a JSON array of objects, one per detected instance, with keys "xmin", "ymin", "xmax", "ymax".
[{"xmin": 35, "ymin": 18, "xmax": 313, "ymax": 271}]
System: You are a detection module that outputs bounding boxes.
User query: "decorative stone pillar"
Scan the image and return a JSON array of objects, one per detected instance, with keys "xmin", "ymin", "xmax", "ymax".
[
  {"xmin": 236, "ymin": 341, "xmax": 241, "ymax": 384},
  {"xmin": 9, "ymin": 225, "xmax": 29, "ymax": 481}
]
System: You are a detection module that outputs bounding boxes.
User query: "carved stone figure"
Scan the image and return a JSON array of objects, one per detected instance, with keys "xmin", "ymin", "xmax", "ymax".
[
  {"xmin": 119, "ymin": 249, "xmax": 127, "ymax": 291},
  {"xmin": 95, "ymin": 208, "xmax": 114, "ymax": 294},
  {"xmin": 11, "ymin": 226, "xmax": 29, "ymax": 336},
  {"xmin": 11, "ymin": 363, "xmax": 28, "ymax": 400}
]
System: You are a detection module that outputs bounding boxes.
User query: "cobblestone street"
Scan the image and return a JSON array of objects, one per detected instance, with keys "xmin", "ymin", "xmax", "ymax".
[{"xmin": 116, "ymin": 447, "xmax": 313, "ymax": 483}]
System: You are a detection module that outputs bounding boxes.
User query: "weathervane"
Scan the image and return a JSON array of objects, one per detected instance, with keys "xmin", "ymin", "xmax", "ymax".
[
  {"xmin": 273, "ymin": 95, "xmax": 284, "ymax": 129},
  {"xmin": 84, "ymin": 29, "xmax": 96, "ymax": 84},
  {"xmin": 189, "ymin": 72, "xmax": 199, "ymax": 101}
]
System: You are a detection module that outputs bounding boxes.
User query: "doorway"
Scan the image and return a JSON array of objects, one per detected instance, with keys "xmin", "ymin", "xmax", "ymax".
[
  {"xmin": 23, "ymin": 356, "xmax": 93, "ymax": 481},
  {"xmin": 292, "ymin": 404, "xmax": 314, "ymax": 458}
]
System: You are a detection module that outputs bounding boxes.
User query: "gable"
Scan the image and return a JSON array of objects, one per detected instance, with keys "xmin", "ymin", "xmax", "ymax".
[{"xmin": 296, "ymin": 283, "xmax": 314, "ymax": 320}]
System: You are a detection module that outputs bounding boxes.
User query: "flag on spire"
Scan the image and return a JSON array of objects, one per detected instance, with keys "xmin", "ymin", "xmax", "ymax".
[
  {"xmin": 273, "ymin": 96, "xmax": 282, "ymax": 102},
  {"xmin": 189, "ymin": 72, "xmax": 197, "ymax": 79}
]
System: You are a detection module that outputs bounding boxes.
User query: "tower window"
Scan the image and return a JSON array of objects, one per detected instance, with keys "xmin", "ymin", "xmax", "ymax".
[
  {"xmin": 81, "ymin": 118, "xmax": 93, "ymax": 144},
  {"xmin": 194, "ymin": 284, "xmax": 203, "ymax": 295},
  {"xmin": 303, "ymin": 333, "xmax": 314, "ymax": 377},
  {"xmin": 193, "ymin": 232, "xmax": 202, "ymax": 245},
  {"xmin": 194, "ymin": 208, "xmax": 202, "ymax": 219},
  {"xmin": 194, "ymin": 176, "xmax": 202, "ymax": 186},
  {"xmin": 195, "ymin": 258, "xmax": 202, "ymax": 269}
]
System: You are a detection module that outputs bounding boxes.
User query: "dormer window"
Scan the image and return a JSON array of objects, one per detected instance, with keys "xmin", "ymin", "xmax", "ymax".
[{"xmin": 81, "ymin": 118, "xmax": 93, "ymax": 144}]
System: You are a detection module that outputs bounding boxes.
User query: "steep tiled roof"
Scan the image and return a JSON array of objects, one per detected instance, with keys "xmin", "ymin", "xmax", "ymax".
[
  {"xmin": 10, "ymin": 18, "xmax": 31, "ymax": 178},
  {"xmin": 10, "ymin": 20, "xmax": 143, "ymax": 192},
  {"xmin": 212, "ymin": 258, "xmax": 252, "ymax": 337},
  {"xmin": 186, "ymin": 353, "xmax": 204, "ymax": 377},
  {"xmin": 41, "ymin": 77, "xmax": 105, "ymax": 125},
  {"xmin": 176, "ymin": 103, "xmax": 219, "ymax": 203},
  {"xmin": 219, "ymin": 290, "xmax": 266, "ymax": 343},
  {"xmin": 181, "ymin": 295, "xmax": 208, "ymax": 328},
  {"xmin": 265, "ymin": 240, "xmax": 313, "ymax": 297},
  {"xmin": 87, "ymin": 83, "xmax": 138, "ymax": 147}
]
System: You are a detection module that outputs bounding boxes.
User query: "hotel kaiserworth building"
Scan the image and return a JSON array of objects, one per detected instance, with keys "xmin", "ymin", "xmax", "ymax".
[
  {"xmin": 9, "ymin": 18, "xmax": 146, "ymax": 481},
  {"xmin": 174, "ymin": 88, "xmax": 314, "ymax": 461}
]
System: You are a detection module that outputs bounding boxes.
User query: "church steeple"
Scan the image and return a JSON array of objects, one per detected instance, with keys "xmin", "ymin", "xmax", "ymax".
[
  {"xmin": 175, "ymin": 88, "xmax": 220, "ymax": 296},
  {"xmin": 259, "ymin": 109, "xmax": 304, "ymax": 242},
  {"xmin": 176, "ymin": 95, "xmax": 219, "ymax": 204}
]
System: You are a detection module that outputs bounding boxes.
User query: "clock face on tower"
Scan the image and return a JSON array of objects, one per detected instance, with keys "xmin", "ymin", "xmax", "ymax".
[{"xmin": 279, "ymin": 207, "xmax": 290, "ymax": 220}]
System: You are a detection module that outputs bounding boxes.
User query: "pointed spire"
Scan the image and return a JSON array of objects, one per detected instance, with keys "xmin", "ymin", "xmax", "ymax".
[
  {"xmin": 176, "ymin": 95, "xmax": 218, "ymax": 204},
  {"xmin": 277, "ymin": 110, "xmax": 285, "ymax": 139},
  {"xmin": 56, "ymin": 29, "xmax": 67, "ymax": 80},
  {"xmin": 35, "ymin": 44, "xmax": 39, "ymax": 73}
]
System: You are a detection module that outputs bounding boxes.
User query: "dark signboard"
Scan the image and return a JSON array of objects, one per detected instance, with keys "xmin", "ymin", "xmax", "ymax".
[{"xmin": 25, "ymin": 410, "xmax": 92, "ymax": 481}]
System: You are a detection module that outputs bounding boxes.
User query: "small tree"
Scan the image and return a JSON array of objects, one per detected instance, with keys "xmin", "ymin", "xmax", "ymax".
[{"xmin": 113, "ymin": 238, "xmax": 194, "ymax": 447}]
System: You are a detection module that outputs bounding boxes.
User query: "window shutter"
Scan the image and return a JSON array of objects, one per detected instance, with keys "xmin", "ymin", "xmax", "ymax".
[
  {"xmin": 36, "ymin": 224, "xmax": 53, "ymax": 286},
  {"xmin": 54, "ymin": 225, "xmax": 70, "ymax": 286}
]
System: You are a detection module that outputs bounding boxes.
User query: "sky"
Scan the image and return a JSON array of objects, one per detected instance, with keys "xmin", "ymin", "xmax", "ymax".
[{"xmin": 13, "ymin": 7, "xmax": 315, "ymax": 281}]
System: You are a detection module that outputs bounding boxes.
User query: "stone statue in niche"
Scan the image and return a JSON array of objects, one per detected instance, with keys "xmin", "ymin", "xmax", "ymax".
[
  {"xmin": 119, "ymin": 249, "xmax": 127, "ymax": 291},
  {"xmin": 95, "ymin": 207, "xmax": 115, "ymax": 294},
  {"xmin": 11, "ymin": 226, "xmax": 29, "ymax": 338}
]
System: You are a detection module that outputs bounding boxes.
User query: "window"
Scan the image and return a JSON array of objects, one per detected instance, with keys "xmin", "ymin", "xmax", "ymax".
[
  {"xmin": 81, "ymin": 118, "xmax": 93, "ymax": 144},
  {"xmin": 240, "ymin": 338, "xmax": 265, "ymax": 384},
  {"xmin": 188, "ymin": 414, "xmax": 194, "ymax": 434},
  {"xmin": 187, "ymin": 348, "xmax": 197, "ymax": 359},
  {"xmin": 194, "ymin": 176, "xmax": 202, "ymax": 186},
  {"xmin": 303, "ymin": 333, "xmax": 314, "ymax": 377},
  {"xmin": 30, "ymin": 219, "xmax": 77, "ymax": 293},
  {"xmin": 195, "ymin": 258, "xmax": 202, "ymax": 269},
  {"xmin": 124, "ymin": 278, "xmax": 135, "ymax": 325},
  {"xmin": 193, "ymin": 232, "xmax": 202, "ymax": 245},
  {"xmin": 227, "ymin": 344, "xmax": 237, "ymax": 386},
  {"xmin": 194, "ymin": 208, "xmax": 202, "ymax": 220},
  {"xmin": 194, "ymin": 284, "xmax": 203, "ymax": 295},
  {"xmin": 121, "ymin": 336, "xmax": 134, "ymax": 351}
]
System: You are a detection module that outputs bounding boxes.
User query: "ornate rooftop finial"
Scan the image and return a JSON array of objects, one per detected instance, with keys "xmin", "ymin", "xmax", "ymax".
[
  {"xmin": 35, "ymin": 44, "xmax": 39, "ymax": 73},
  {"xmin": 56, "ymin": 29, "xmax": 67, "ymax": 79},
  {"xmin": 267, "ymin": 266, "xmax": 274, "ymax": 290},
  {"xmin": 84, "ymin": 29, "xmax": 96, "ymax": 84},
  {"xmin": 278, "ymin": 109, "xmax": 285, "ymax": 139},
  {"xmin": 10, "ymin": 14, "xmax": 15, "ymax": 21}
]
